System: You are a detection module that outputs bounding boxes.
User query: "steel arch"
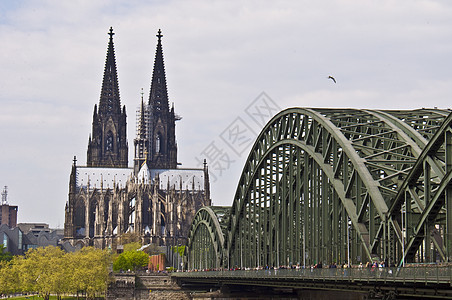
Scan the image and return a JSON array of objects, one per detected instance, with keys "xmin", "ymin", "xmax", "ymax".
[
  {"xmin": 187, "ymin": 206, "xmax": 229, "ymax": 270},
  {"xmin": 224, "ymin": 108, "xmax": 432, "ymax": 267},
  {"xmin": 187, "ymin": 107, "xmax": 452, "ymax": 269},
  {"xmin": 387, "ymin": 111, "xmax": 452, "ymax": 264}
]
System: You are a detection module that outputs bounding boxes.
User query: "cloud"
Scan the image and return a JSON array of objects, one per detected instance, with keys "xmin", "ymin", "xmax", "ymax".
[{"xmin": 1, "ymin": 1, "xmax": 452, "ymax": 227}]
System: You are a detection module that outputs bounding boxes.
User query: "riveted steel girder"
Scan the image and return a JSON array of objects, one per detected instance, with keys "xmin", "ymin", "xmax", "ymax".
[
  {"xmin": 187, "ymin": 206, "xmax": 229, "ymax": 270},
  {"xmin": 387, "ymin": 111, "xmax": 452, "ymax": 264},
  {"xmin": 187, "ymin": 108, "xmax": 452, "ymax": 269},
  {"xmin": 224, "ymin": 107, "xmax": 428, "ymax": 268}
]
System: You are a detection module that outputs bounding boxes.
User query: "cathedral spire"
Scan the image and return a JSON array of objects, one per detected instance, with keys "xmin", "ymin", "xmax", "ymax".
[
  {"xmin": 134, "ymin": 29, "xmax": 178, "ymax": 171},
  {"xmin": 149, "ymin": 29, "xmax": 169, "ymax": 113},
  {"xmin": 133, "ymin": 88, "xmax": 149, "ymax": 174},
  {"xmin": 147, "ymin": 29, "xmax": 177, "ymax": 169},
  {"xmin": 98, "ymin": 27, "xmax": 121, "ymax": 116},
  {"xmin": 87, "ymin": 27, "xmax": 128, "ymax": 168}
]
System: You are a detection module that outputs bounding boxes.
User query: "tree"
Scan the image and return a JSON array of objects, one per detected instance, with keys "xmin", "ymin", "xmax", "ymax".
[
  {"xmin": 113, "ymin": 250, "xmax": 149, "ymax": 272},
  {"xmin": 123, "ymin": 241, "xmax": 141, "ymax": 252},
  {"xmin": 0, "ymin": 259, "xmax": 20, "ymax": 294},
  {"xmin": 18, "ymin": 246, "xmax": 67, "ymax": 300},
  {"xmin": 0, "ymin": 244, "xmax": 12, "ymax": 262},
  {"xmin": 69, "ymin": 247, "xmax": 112, "ymax": 299},
  {"xmin": 0, "ymin": 246, "xmax": 112, "ymax": 299},
  {"xmin": 173, "ymin": 245, "xmax": 185, "ymax": 257},
  {"xmin": 112, "ymin": 253, "xmax": 128, "ymax": 272}
]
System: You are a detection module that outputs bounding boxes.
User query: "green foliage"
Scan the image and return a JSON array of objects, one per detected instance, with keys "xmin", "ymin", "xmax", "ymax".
[
  {"xmin": 113, "ymin": 250, "xmax": 149, "ymax": 272},
  {"xmin": 172, "ymin": 245, "xmax": 185, "ymax": 257},
  {"xmin": 0, "ymin": 246, "xmax": 112, "ymax": 299},
  {"xmin": 68, "ymin": 247, "xmax": 111, "ymax": 299},
  {"xmin": 112, "ymin": 253, "xmax": 128, "ymax": 272},
  {"xmin": 0, "ymin": 259, "xmax": 20, "ymax": 294},
  {"xmin": 18, "ymin": 246, "xmax": 67, "ymax": 299},
  {"xmin": 0, "ymin": 244, "xmax": 12, "ymax": 263},
  {"xmin": 123, "ymin": 242, "xmax": 141, "ymax": 252}
]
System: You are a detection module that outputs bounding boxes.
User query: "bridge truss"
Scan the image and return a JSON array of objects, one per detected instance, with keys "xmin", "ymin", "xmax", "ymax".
[{"xmin": 188, "ymin": 108, "xmax": 452, "ymax": 269}]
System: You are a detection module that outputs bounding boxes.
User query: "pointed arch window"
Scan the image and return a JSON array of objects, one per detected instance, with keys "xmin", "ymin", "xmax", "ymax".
[
  {"xmin": 161, "ymin": 215, "xmax": 166, "ymax": 235},
  {"xmin": 156, "ymin": 133, "xmax": 161, "ymax": 153},
  {"xmin": 75, "ymin": 199, "xmax": 86, "ymax": 237},
  {"xmin": 106, "ymin": 131, "xmax": 114, "ymax": 152}
]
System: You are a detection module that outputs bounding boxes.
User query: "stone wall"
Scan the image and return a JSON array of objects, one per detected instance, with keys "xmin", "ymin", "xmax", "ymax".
[
  {"xmin": 136, "ymin": 274, "xmax": 191, "ymax": 300},
  {"xmin": 106, "ymin": 273, "xmax": 135, "ymax": 300},
  {"xmin": 108, "ymin": 273, "xmax": 191, "ymax": 300}
]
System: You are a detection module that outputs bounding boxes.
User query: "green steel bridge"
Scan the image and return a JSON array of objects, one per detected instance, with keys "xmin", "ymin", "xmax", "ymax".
[
  {"xmin": 187, "ymin": 107, "xmax": 452, "ymax": 273},
  {"xmin": 171, "ymin": 266, "xmax": 452, "ymax": 299}
]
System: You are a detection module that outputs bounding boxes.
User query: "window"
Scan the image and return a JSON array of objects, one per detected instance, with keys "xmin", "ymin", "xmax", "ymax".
[
  {"xmin": 156, "ymin": 134, "xmax": 161, "ymax": 153},
  {"xmin": 18, "ymin": 230, "xmax": 22, "ymax": 250},
  {"xmin": 3, "ymin": 233, "xmax": 7, "ymax": 248},
  {"xmin": 161, "ymin": 215, "xmax": 166, "ymax": 235},
  {"xmin": 106, "ymin": 132, "xmax": 113, "ymax": 152}
]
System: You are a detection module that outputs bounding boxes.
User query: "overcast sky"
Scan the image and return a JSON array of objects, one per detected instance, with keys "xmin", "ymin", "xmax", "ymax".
[{"xmin": 1, "ymin": 0, "xmax": 452, "ymax": 228}]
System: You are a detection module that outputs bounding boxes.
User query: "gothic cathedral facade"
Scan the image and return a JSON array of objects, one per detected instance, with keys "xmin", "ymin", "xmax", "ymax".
[{"xmin": 63, "ymin": 28, "xmax": 211, "ymax": 249}]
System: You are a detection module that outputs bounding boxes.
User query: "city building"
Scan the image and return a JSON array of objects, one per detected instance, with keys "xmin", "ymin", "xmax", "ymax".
[
  {"xmin": 0, "ymin": 186, "xmax": 17, "ymax": 228},
  {"xmin": 17, "ymin": 223, "xmax": 64, "ymax": 237},
  {"xmin": 0, "ymin": 224, "xmax": 29, "ymax": 255},
  {"xmin": 63, "ymin": 28, "xmax": 210, "ymax": 250},
  {"xmin": 0, "ymin": 224, "xmax": 64, "ymax": 255}
]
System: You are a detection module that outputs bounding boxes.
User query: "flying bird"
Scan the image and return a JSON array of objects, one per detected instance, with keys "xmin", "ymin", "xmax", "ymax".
[{"xmin": 328, "ymin": 76, "xmax": 336, "ymax": 83}]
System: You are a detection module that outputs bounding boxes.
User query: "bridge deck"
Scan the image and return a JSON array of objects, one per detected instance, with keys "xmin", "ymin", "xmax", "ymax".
[{"xmin": 172, "ymin": 267, "xmax": 452, "ymax": 299}]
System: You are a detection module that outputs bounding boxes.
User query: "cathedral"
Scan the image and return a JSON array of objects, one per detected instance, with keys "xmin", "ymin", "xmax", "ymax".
[{"xmin": 63, "ymin": 28, "xmax": 211, "ymax": 249}]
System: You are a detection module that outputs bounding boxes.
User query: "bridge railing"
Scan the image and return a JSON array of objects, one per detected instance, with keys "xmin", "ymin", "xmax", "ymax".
[{"xmin": 172, "ymin": 266, "xmax": 452, "ymax": 285}]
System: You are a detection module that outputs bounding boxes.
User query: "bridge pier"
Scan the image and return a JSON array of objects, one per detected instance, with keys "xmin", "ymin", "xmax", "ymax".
[{"xmin": 107, "ymin": 272, "xmax": 192, "ymax": 300}]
